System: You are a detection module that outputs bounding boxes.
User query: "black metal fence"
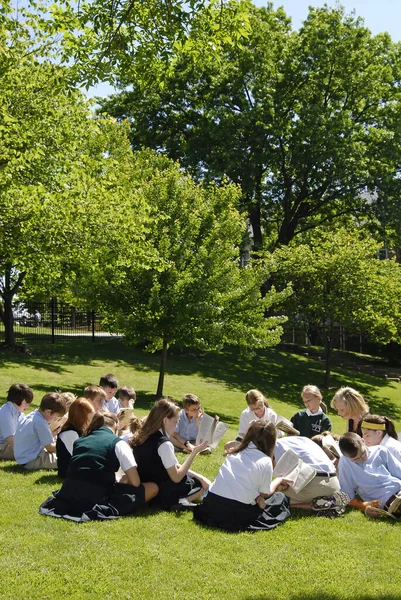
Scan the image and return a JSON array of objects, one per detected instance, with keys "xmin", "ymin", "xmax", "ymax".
[{"xmin": 1, "ymin": 299, "xmax": 109, "ymax": 343}]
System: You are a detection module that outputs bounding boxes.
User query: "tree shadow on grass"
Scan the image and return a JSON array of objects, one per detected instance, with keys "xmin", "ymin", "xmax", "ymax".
[{"xmin": 1, "ymin": 339, "xmax": 399, "ymax": 416}]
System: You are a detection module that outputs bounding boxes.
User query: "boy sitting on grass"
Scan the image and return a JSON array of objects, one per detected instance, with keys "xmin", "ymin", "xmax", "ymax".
[
  {"xmin": 99, "ymin": 374, "xmax": 120, "ymax": 414},
  {"xmin": 14, "ymin": 392, "xmax": 67, "ymax": 470},
  {"xmin": 0, "ymin": 383, "xmax": 34, "ymax": 460},
  {"xmin": 83, "ymin": 385, "xmax": 107, "ymax": 412},
  {"xmin": 338, "ymin": 432, "xmax": 401, "ymax": 518},
  {"xmin": 171, "ymin": 394, "xmax": 203, "ymax": 453}
]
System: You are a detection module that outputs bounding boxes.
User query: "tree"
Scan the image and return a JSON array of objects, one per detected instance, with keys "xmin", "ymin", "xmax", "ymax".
[
  {"xmin": 100, "ymin": 4, "xmax": 401, "ymax": 250},
  {"xmin": 0, "ymin": 49, "xmax": 148, "ymax": 345},
  {"xmin": 274, "ymin": 228, "xmax": 401, "ymax": 387},
  {"xmin": 97, "ymin": 151, "xmax": 289, "ymax": 396},
  {"xmin": 27, "ymin": 0, "xmax": 252, "ymax": 87}
]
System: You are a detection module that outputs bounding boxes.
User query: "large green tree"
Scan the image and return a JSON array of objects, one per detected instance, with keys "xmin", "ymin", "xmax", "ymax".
[
  {"xmin": 0, "ymin": 44, "xmax": 148, "ymax": 345},
  {"xmin": 27, "ymin": 0, "xmax": 252, "ymax": 87},
  {"xmin": 274, "ymin": 228, "xmax": 401, "ymax": 387},
  {"xmin": 100, "ymin": 4, "xmax": 401, "ymax": 250},
  {"xmin": 97, "ymin": 151, "xmax": 289, "ymax": 396}
]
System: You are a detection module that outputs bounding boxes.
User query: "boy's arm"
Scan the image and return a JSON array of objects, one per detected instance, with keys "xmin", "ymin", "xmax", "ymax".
[
  {"xmin": 44, "ymin": 442, "xmax": 57, "ymax": 453},
  {"xmin": 170, "ymin": 432, "xmax": 193, "ymax": 452},
  {"xmin": 349, "ymin": 498, "xmax": 381, "ymax": 513}
]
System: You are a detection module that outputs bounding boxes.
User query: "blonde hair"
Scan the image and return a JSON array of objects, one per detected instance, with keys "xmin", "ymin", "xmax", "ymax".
[
  {"xmin": 302, "ymin": 384, "xmax": 327, "ymax": 413},
  {"xmin": 330, "ymin": 387, "xmax": 369, "ymax": 419},
  {"xmin": 245, "ymin": 389, "xmax": 270, "ymax": 408}
]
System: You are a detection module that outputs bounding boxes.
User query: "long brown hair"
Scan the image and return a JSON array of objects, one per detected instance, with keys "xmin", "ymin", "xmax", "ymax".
[
  {"xmin": 85, "ymin": 412, "xmax": 118, "ymax": 436},
  {"xmin": 361, "ymin": 414, "xmax": 398, "ymax": 440},
  {"xmin": 228, "ymin": 421, "xmax": 277, "ymax": 459},
  {"xmin": 61, "ymin": 397, "xmax": 94, "ymax": 435},
  {"xmin": 130, "ymin": 398, "xmax": 180, "ymax": 446}
]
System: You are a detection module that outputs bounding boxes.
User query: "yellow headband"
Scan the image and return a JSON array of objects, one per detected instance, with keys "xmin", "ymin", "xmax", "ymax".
[{"xmin": 361, "ymin": 421, "xmax": 386, "ymax": 431}]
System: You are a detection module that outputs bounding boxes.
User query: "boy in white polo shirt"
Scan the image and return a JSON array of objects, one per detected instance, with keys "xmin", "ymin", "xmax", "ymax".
[
  {"xmin": 14, "ymin": 392, "xmax": 67, "ymax": 470},
  {"xmin": 0, "ymin": 383, "xmax": 33, "ymax": 460},
  {"xmin": 338, "ymin": 432, "xmax": 401, "ymax": 518}
]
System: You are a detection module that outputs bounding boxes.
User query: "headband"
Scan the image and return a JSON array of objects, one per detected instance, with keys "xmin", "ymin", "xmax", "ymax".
[{"xmin": 361, "ymin": 421, "xmax": 386, "ymax": 431}]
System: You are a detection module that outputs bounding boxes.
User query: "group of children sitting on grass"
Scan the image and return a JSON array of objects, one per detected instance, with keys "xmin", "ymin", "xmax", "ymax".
[{"xmin": 1, "ymin": 376, "xmax": 401, "ymax": 530}]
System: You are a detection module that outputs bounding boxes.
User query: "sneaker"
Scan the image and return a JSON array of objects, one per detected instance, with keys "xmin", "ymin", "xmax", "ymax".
[
  {"xmin": 311, "ymin": 491, "xmax": 350, "ymax": 512},
  {"xmin": 315, "ymin": 508, "xmax": 344, "ymax": 519},
  {"xmin": 169, "ymin": 498, "xmax": 197, "ymax": 512}
]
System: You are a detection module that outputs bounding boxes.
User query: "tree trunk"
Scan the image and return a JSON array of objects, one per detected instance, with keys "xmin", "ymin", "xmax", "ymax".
[
  {"xmin": 1, "ymin": 265, "xmax": 26, "ymax": 347},
  {"xmin": 323, "ymin": 324, "xmax": 333, "ymax": 388},
  {"xmin": 156, "ymin": 337, "xmax": 168, "ymax": 398},
  {"xmin": 3, "ymin": 293, "xmax": 15, "ymax": 346}
]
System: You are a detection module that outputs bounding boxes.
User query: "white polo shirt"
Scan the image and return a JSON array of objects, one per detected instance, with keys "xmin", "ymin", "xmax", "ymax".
[
  {"xmin": 210, "ymin": 443, "xmax": 273, "ymax": 504},
  {"xmin": 238, "ymin": 406, "xmax": 278, "ymax": 438}
]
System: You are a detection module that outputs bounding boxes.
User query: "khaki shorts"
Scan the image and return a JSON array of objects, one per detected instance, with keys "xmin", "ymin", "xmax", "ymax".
[
  {"xmin": 285, "ymin": 474, "xmax": 340, "ymax": 504},
  {"xmin": 0, "ymin": 441, "xmax": 14, "ymax": 460},
  {"xmin": 22, "ymin": 449, "xmax": 57, "ymax": 470}
]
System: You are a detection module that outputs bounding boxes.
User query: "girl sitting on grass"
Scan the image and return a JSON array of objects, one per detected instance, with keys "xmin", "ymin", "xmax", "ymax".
[
  {"xmin": 194, "ymin": 421, "xmax": 291, "ymax": 531},
  {"xmin": 40, "ymin": 412, "xmax": 158, "ymax": 521},
  {"xmin": 224, "ymin": 389, "xmax": 278, "ymax": 453},
  {"xmin": 130, "ymin": 398, "xmax": 211, "ymax": 510},
  {"xmin": 291, "ymin": 385, "xmax": 332, "ymax": 438},
  {"xmin": 56, "ymin": 397, "xmax": 95, "ymax": 478},
  {"xmin": 360, "ymin": 414, "xmax": 401, "ymax": 461}
]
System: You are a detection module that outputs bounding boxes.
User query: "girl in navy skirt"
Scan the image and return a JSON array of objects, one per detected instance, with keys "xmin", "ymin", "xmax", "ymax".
[
  {"xmin": 130, "ymin": 398, "xmax": 211, "ymax": 510},
  {"xmin": 40, "ymin": 412, "xmax": 158, "ymax": 521},
  {"xmin": 194, "ymin": 421, "xmax": 291, "ymax": 531}
]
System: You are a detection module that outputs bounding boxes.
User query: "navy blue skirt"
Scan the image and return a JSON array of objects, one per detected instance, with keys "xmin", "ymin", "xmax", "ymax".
[{"xmin": 193, "ymin": 491, "xmax": 290, "ymax": 531}]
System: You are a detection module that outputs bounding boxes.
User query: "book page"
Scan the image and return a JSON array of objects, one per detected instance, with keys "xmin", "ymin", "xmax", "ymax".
[
  {"xmin": 118, "ymin": 408, "xmax": 135, "ymax": 428},
  {"xmin": 196, "ymin": 413, "xmax": 215, "ymax": 446},
  {"xmin": 273, "ymin": 449, "xmax": 316, "ymax": 493},
  {"xmin": 196, "ymin": 413, "xmax": 229, "ymax": 449}
]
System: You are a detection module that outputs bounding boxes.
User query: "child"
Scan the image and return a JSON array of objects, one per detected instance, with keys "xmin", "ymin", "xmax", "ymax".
[
  {"xmin": 290, "ymin": 385, "xmax": 332, "ymax": 438},
  {"xmin": 338, "ymin": 432, "xmax": 401, "ymax": 518},
  {"xmin": 56, "ymin": 397, "xmax": 95, "ymax": 478},
  {"xmin": 0, "ymin": 383, "xmax": 34, "ymax": 460},
  {"xmin": 40, "ymin": 412, "xmax": 158, "ymax": 522},
  {"xmin": 117, "ymin": 386, "xmax": 136, "ymax": 409},
  {"xmin": 194, "ymin": 421, "xmax": 291, "ymax": 531},
  {"xmin": 170, "ymin": 394, "xmax": 202, "ymax": 452},
  {"xmin": 274, "ymin": 435, "xmax": 347, "ymax": 513},
  {"xmin": 224, "ymin": 389, "xmax": 278, "ymax": 453},
  {"xmin": 50, "ymin": 391, "xmax": 76, "ymax": 435},
  {"xmin": 360, "ymin": 414, "xmax": 401, "ymax": 461},
  {"xmin": 99, "ymin": 374, "xmax": 120, "ymax": 414},
  {"xmin": 330, "ymin": 387, "xmax": 369, "ymax": 433},
  {"xmin": 14, "ymin": 392, "xmax": 67, "ymax": 470},
  {"xmin": 130, "ymin": 398, "xmax": 210, "ymax": 510},
  {"xmin": 83, "ymin": 385, "xmax": 107, "ymax": 412}
]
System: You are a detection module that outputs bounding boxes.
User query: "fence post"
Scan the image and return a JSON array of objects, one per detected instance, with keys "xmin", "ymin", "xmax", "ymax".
[
  {"xmin": 92, "ymin": 310, "xmax": 95, "ymax": 342},
  {"xmin": 51, "ymin": 297, "xmax": 55, "ymax": 344}
]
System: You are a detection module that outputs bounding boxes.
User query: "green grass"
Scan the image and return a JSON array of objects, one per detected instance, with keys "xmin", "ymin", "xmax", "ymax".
[{"xmin": 1, "ymin": 338, "xmax": 401, "ymax": 600}]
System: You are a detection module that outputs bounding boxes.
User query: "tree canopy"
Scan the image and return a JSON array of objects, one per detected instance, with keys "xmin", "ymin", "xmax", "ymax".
[
  {"xmin": 274, "ymin": 227, "xmax": 401, "ymax": 386},
  {"xmin": 0, "ymin": 44, "xmax": 148, "ymax": 345},
  {"xmin": 99, "ymin": 4, "xmax": 401, "ymax": 250},
  {"xmin": 96, "ymin": 151, "xmax": 289, "ymax": 396}
]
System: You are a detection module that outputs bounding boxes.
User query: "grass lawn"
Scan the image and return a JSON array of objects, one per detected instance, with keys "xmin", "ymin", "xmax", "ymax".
[{"xmin": 0, "ymin": 338, "xmax": 401, "ymax": 600}]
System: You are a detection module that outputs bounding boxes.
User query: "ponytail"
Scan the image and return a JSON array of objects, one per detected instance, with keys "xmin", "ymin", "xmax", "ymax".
[{"xmin": 85, "ymin": 412, "xmax": 118, "ymax": 436}]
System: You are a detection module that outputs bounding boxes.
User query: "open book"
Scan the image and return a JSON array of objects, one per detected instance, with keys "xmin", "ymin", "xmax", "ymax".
[
  {"xmin": 196, "ymin": 413, "xmax": 229, "ymax": 451},
  {"xmin": 273, "ymin": 448, "xmax": 317, "ymax": 493},
  {"xmin": 118, "ymin": 408, "xmax": 135, "ymax": 428},
  {"xmin": 275, "ymin": 415, "xmax": 300, "ymax": 437},
  {"xmin": 50, "ymin": 413, "xmax": 68, "ymax": 434}
]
